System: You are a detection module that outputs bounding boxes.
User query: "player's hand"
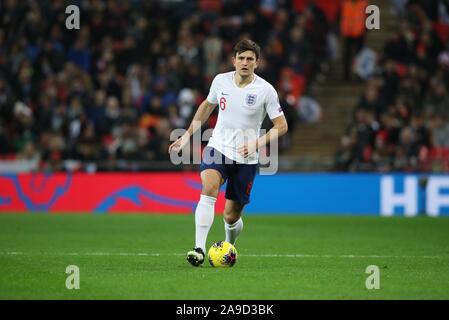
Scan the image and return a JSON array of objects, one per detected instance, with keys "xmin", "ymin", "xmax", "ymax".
[
  {"xmin": 237, "ymin": 140, "xmax": 258, "ymax": 158},
  {"xmin": 168, "ymin": 133, "xmax": 190, "ymax": 153}
]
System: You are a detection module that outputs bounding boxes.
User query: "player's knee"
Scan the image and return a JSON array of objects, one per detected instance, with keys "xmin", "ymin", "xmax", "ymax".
[
  {"xmin": 201, "ymin": 182, "xmax": 220, "ymax": 198},
  {"xmin": 223, "ymin": 209, "xmax": 242, "ymax": 224}
]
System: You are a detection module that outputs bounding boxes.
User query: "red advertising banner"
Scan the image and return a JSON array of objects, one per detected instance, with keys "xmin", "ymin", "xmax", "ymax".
[{"xmin": 0, "ymin": 173, "xmax": 226, "ymax": 214}]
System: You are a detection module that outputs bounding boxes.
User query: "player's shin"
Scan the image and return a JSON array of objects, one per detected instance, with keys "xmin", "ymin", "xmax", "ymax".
[
  {"xmin": 195, "ymin": 194, "xmax": 216, "ymax": 252},
  {"xmin": 224, "ymin": 217, "xmax": 243, "ymax": 245}
]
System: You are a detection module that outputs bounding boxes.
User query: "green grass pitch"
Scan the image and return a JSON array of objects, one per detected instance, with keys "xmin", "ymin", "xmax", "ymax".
[{"xmin": 0, "ymin": 213, "xmax": 448, "ymax": 299}]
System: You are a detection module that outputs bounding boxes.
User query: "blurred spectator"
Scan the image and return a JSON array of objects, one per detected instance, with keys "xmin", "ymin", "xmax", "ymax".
[
  {"xmin": 354, "ymin": 85, "xmax": 383, "ymax": 116},
  {"xmin": 87, "ymin": 89, "xmax": 107, "ymax": 133},
  {"xmin": 339, "ymin": 0, "xmax": 369, "ymax": 81},
  {"xmin": 393, "ymin": 126, "xmax": 420, "ymax": 171},
  {"xmin": 177, "ymin": 88, "xmax": 196, "ymax": 125},
  {"xmin": 16, "ymin": 140, "xmax": 40, "ymax": 163},
  {"xmin": 383, "ymin": 30, "xmax": 411, "ymax": 63},
  {"xmin": 68, "ymin": 39, "xmax": 91, "ymax": 73},
  {"xmin": 101, "ymin": 96, "xmax": 121, "ymax": 136},
  {"xmin": 423, "ymin": 81, "xmax": 449, "ymax": 119},
  {"xmin": 431, "ymin": 114, "xmax": 449, "ymax": 147},
  {"xmin": 334, "ymin": 134, "xmax": 357, "ymax": 171},
  {"xmin": 40, "ymin": 130, "xmax": 66, "ymax": 172},
  {"xmin": 203, "ymin": 28, "xmax": 223, "ymax": 79}
]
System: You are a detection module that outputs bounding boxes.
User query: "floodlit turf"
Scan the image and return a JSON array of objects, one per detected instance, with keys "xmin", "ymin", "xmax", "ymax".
[{"xmin": 0, "ymin": 213, "xmax": 448, "ymax": 299}]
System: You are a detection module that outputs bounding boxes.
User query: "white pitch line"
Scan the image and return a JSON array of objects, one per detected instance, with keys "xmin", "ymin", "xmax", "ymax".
[
  {"xmin": 0, "ymin": 252, "xmax": 447, "ymax": 259},
  {"xmin": 241, "ymin": 253, "xmax": 446, "ymax": 259}
]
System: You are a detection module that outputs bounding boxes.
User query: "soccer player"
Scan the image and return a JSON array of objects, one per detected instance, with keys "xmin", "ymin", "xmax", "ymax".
[{"xmin": 168, "ymin": 39, "xmax": 288, "ymax": 266}]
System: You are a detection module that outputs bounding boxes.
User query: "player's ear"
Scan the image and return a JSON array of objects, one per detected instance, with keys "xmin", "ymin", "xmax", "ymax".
[
  {"xmin": 231, "ymin": 56, "xmax": 236, "ymax": 67},
  {"xmin": 254, "ymin": 59, "xmax": 259, "ymax": 69}
]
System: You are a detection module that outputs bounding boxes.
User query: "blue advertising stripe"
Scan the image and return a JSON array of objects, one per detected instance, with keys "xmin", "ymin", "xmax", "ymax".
[
  {"xmin": 93, "ymin": 185, "xmax": 198, "ymax": 213},
  {"xmin": 245, "ymin": 173, "xmax": 380, "ymax": 215},
  {"xmin": 0, "ymin": 196, "xmax": 11, "ymax": 205},
  {"xmin": 0, "ymin": 173, "xmax": 72, "ymax": 212},
  {"xmin": 245, "ymin": 173, "xmax": 449, "ymax": 216},
  {"xmin": 183, "ymin": 178, "xmax": 227, "ymax": 191}
]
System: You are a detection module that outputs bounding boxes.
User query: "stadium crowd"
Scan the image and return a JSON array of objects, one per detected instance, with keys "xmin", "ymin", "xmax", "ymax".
[
  {"xmin": 0, "ymin": 0, "xmax": 335, "ymax": 172},
  {"xmin": 2, "ymin": 0, "xmax": 447, "ymax": 174},
  {"xmin": 334, "ymin": 0, "xmax": 449, "ymax": 173}
]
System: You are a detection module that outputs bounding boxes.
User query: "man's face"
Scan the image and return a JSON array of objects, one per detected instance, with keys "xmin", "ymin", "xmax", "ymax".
[{"xmin": 232, "ymin": 50, "xmax": 258, "ymax": 77}]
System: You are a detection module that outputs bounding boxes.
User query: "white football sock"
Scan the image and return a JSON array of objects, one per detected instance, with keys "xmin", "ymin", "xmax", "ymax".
[
  {"xmin": 224, "ymin": 218, "xmax": 243, "ymax": 245},
  {"xmin": 195, "ymin": 194, "xmax": 216, "ymax": 252}
]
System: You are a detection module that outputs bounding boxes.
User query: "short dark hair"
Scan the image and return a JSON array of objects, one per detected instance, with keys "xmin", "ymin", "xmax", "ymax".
[{"xmin": 233, "ymin": 39, "xmax": 260, "ymax": 60}]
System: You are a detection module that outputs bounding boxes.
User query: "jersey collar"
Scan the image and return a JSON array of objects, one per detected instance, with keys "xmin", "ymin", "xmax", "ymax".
[{"xmin": 232, "ymin": 72, "xmax": 257, "ymax": 88}]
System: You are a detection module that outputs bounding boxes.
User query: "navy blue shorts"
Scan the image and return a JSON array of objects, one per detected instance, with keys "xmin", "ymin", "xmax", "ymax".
[{"xmin": 199, "ymin": 146, "xmax": 257, "ymax": 205}]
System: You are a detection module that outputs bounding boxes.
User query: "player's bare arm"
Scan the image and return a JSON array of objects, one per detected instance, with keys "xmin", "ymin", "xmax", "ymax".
[
  {"xmin": 168, "ymin": 99, "xmax": 217, "ymax": 153},
  {"xmin": 237, "ymin": 114, "xmax": 288, "ymax": 158}
]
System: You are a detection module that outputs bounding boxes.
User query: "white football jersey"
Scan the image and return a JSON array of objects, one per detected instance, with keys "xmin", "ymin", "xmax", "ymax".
[{"xmin": 206, "ymin": 71, "xmax": 284, "ymax": 164}]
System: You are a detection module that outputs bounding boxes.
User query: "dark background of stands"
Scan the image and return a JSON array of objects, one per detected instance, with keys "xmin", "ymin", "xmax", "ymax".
[{"xmin": 0, "ymin": 0, "xmax": 448, "ymax": 173}]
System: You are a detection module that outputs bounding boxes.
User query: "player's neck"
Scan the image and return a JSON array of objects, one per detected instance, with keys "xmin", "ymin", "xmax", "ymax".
[{"xmin": 234, "ymin": 72, "xmax": 254, "ymax": 88}]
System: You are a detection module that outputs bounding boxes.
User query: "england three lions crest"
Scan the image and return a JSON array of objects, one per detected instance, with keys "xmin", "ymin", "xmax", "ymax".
[{"xmin": 246, "ymin": 94, "xmax": 257, "ymax": 106}]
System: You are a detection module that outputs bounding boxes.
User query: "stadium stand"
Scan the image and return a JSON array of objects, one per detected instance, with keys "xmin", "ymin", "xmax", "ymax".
[
  {"xmin": 0, "ymin": 0, "xmax": 332, "ymax": 173},
  {"xmin": 333, "ymin": 0, "xmax": 449, "ymax": 173},
  {"xmin": 0, "ymin": 0, "xmax": 448, "ymax": 174}
]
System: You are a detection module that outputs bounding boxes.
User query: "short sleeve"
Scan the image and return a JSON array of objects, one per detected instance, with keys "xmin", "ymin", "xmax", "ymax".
[
  {"xmin": 266, "ymin": 85, "xmax": 284, "ymax": 120},
  {"xmin": 206, "ymin": 75, "xmax": 219, "ymax": 105}
]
